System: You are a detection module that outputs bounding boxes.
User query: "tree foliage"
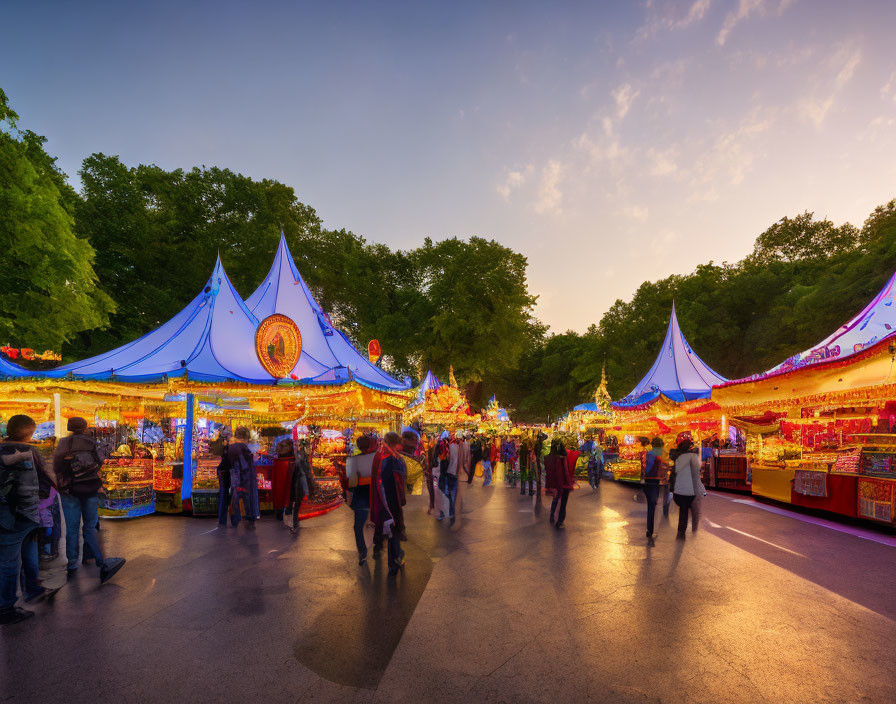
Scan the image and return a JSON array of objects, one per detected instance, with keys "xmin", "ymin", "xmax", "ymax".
[{"xmin": 0, "ymin": 88, "xmax": 113, "ymax": 350}]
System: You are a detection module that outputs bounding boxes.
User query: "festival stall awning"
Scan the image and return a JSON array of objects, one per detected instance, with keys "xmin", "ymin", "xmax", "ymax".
[
  {"xmin": 712, "ymin": 333, "xmax": 896, "ymax": 414},
  {"xmin": 727, "ymin": 268, "xmax": 896, "ymax": 383},
  {"xmin": 615, "ymin": 303, "xmax": 727, "ymax": 407},
  {"xmin": 0, "ymin": 354, "xmax": 30, "ymax": 379}
]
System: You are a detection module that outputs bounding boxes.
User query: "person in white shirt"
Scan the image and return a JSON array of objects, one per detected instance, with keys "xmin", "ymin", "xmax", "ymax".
[
  {"xmin": 345, "ymin": 436, "xmax": 376, "ymax": 565},
  {"xmin": 671, "ymin": 438, "xmax": 703, "ymax": 537}
]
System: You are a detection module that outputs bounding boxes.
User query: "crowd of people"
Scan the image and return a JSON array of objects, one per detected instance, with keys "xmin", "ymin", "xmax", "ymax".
[
  {"xmin": 1, "ymin": 414, "xmax": 126, "ymax": 625},
  {"xmin": 2, "ymin": 415, "xmax": 706, "ymax": 626}
]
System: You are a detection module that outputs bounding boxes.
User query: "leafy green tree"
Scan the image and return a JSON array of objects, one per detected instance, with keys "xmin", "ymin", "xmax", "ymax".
[
  {"xmin": 749, "ymin": 211, "xmax": 859, "ymax": 264},
  {"xmin": 0, "ymin": 88, "xmax": 113, "ymax": 351},
  {"xmin": 412, "ymin": 237, "xmax": 544, "ymax": 386}
]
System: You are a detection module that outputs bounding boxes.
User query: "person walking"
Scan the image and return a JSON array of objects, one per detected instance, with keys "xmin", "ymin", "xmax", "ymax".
[
  {"xmin": 588, "ymin": 442, "xmax": 604, "ymax": 489},
  {"xmin": 488, "ymin": 437, "xmax": 500, "ymax": 485},
  {"xmin": 459, "ymin": 432, "xmax": 472, "ymax": 485},
  {"xmin": 642, "ymin": 437, "xmax": 665, "ymax": 541},
  {"xmin": 519, "ymin": 436, "xmax": 535, "ymax": 495},
  {"xmin": 424, "ymin": 435, "xmax": 438, "ymax": 514},
  {"xmin": 53, "ymin": 417, "xmax": 125, "ymax": 583},
  {"xmin": 345, "ymin": 436, "xmax": 376, "ymax": 565},
  {"xmin": 672, "ymin": 438, "xmax": 703, "ymax": 537},
  {"xmin": 217, "ymin": 426, "xmax": 259, "ymax": 529},
  {"xmin": 438, "ymin": 432, "xmax": 459, "ymax": 522},
  {"xmin": 372, "ymin": 432, "xmax": 407, "ymax": 576},
  {"xmin": 468, "ymin": 435, "xmax": 483, "ymax": 485},
  {"xmin": 534, "ymin": 432, "xmax": 547, "ymax": 499},
  {"xmin": 545, "ymin": 439, "xmax": 574, "ymax": 528},
  {"xmin": 289, "ymin": 440, "xmax": 314, "ymax": 533},
  {"xmin": 1, "ymin": 415, "xmax": 59, "ymax": 624}
]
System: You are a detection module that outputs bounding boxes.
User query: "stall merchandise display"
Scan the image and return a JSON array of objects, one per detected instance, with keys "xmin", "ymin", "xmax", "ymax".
[{"xmin": 99, "ymin": 450, "xmax": 156, "ymax": 518}]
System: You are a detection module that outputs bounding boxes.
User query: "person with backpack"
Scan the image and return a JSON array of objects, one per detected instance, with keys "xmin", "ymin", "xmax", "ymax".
[
  {"xmin": 217, "ymin": 426, "xmax": 259, "ymax": 529},
  {"xmin": 1, "ymin": 415, "xmax": 59, "ymax": 624},
  {"xmin": 642, "ymin": 437, "xmax": 665, "ymax": 541},
  {"xmin": 54, "ymin": 417, "xmax": 125, "ymax": 583}
]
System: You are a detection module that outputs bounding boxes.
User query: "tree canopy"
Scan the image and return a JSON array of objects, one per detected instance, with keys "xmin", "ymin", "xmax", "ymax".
[
  {"xmin": 0, "ymin": 88, "xmax": 113, "ymax": 350},
  {"xmin": 2, "ymin": 86, "xmax": 895, "ymax": 421}
]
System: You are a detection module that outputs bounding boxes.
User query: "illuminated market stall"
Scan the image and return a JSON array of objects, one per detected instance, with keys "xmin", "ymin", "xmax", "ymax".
[
  {"xmin": 714, "ymin": 269, "xmax": 896, "ymax": 524},
  {"xmin": 0, "ymin": 233, "xmax": 412, "ymax": 519},
  {"xmin": 604, "ymin": 304, "xmax": 730, "ymax": 483},
  {"xmin": 403, "ymin": 370, "xmax": 478, "ymax": 430}
]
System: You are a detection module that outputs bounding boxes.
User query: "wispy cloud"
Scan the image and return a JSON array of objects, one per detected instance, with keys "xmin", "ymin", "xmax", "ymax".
[
  {"xmin": 648, "ymin": 147, "xmax": 679, "ymax": 176},
  {"xmin": 496, "ymin": 165, "xmax": 534, "ymax": 200},
  {"xmin": 612, "ymin": 83, "xmax": 640, "ymax": 120},
  {"xmin": 799, "ymin": 43, "xmax": 862, "ymax": 127},
  {"xmin": 717, "ymin": 0, "xmax": 798, "ymax": 46},
  {"xmin": 637, "ymin": 0, "xmax": 713, "ymax": 39},
  {"xmin": 881, "ymin": 70, "xmax": 896, "ymax": 103},
  {"xmin": 534, "ymin": 160, "xmax": 565, "ymax": 215},
  {"xmin": 624, "ymin": 204, "xmax": 650, "ymax": 221}
]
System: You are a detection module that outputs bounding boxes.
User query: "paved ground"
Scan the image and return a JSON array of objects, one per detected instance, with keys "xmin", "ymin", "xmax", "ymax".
[{"xmin": 3, "ymin": 478, "xmax": 895, "ymax": 704}]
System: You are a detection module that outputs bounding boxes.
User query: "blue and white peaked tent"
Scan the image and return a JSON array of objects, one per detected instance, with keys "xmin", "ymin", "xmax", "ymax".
[
  {"xmin": 615, "ymin": 303, "xmax": 727, "ymax": 407},
  {"xmin": 408, "ymin": 370, "xmax": 443, "ymax": 407},
  {"xmin": 246, "ymin": 233, "xmax": 410, "ymax": 391},
  {"xmin": 45, "ymin": 257, "xmax": 274, "ymax": 383}
]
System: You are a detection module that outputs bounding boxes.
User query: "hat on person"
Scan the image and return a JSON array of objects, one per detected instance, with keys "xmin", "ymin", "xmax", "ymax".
[{"xmin": 67, "ymin": 417, "xmax": 88, "ymax": 432}]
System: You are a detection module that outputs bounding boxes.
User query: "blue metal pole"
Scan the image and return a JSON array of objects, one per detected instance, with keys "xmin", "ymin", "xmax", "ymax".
[{"xmin": 181, "ymin": 393, "xmax": 194, "ymax": 502}]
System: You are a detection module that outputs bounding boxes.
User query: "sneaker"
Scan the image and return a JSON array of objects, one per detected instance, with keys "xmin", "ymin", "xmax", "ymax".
[
  {"xmin": 437, "ymin": 513, "xmax": 444, "ymax": 521},
  {"xmin": 100, "ymin": 557, "xmax": 126, "ymax": 584},
  {"xmin": 66, "ymin": 568, "xmax": 78, "ymax": 580},
  {"xmin": 358, "ymin": 556, "xmax": 367, "ymax": 566},
  {"xmin": 0, "ymin": 606, "xmax": 35, "ymax": 625}
]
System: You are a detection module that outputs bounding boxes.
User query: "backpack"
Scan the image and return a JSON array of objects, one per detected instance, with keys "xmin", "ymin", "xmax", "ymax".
[
  {"xmin": 60, "ymin": 443, "xmax": 103, "ymax": 496},
  {"xmin": 0, "ymin": 447, "xmax": 36, "ymax": 529}
]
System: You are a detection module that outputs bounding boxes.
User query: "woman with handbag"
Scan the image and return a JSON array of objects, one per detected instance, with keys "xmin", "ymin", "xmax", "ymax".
[{"xmin": 672, "ymin": 438, "xmax": 703, "ymax": 537}]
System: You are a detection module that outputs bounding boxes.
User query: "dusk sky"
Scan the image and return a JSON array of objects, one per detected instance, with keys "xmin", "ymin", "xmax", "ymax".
[{"xmin": 3, "ymin": 0, "xmax": 895, "ymax": 333}]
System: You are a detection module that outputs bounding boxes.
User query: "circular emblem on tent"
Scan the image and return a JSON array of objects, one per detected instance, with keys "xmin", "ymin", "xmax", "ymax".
[{"xmin": 255, "ymin": 314, "xmax": 302, "ymax": 378}]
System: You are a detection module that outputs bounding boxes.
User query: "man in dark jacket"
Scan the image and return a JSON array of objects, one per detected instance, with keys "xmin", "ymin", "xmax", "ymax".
[
  {"xmin": 216, "ymin": 426, "xmax": 259, "ymax": 529},
  {"xmin": 54, "ymin": 417, "xmax": 125, "ymax": 583},
  {"xmin": 1, "ymin": 415, "xmax": 57, "ymax": 624}
]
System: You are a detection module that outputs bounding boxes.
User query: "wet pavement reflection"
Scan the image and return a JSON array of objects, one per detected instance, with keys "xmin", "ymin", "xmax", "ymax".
[{"xmin": 2, "ymin": 479, "xmax": 894, "ymax": 703}]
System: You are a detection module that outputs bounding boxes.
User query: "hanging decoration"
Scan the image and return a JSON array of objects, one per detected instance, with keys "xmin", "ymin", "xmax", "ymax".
[
  {"xmin": 1, "ymin": 346, "xmax": 62, "ymax": 362},
  {"xmin": 368, "ymin": 339, "xmax": 381, "ymax": 364}
]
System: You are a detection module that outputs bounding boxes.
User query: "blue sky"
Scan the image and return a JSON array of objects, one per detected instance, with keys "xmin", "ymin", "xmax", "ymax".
[{"xmin": 3, "ymin": 0, "xmax": 895, "ymax": 332}]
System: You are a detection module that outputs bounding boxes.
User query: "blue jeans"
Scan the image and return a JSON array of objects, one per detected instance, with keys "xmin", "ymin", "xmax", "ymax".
[
  {"xmin": 445, "ymin": 474, "xmax": 458, "ymax": 518},
  {"xmin": 642, "ymin": 482, "xmax": 660, "ymax": 535},
  {"xmin": 352, "ymin": 508, "xmax": 369, "ymax": 559},
  {"xmin": 61, "ymin": 493, "xmax": 104, "ymax": 570},
  {"xmin": 1, "ymin": 517, "xmax": 39, "ymax": 609},
  {"xmin": 482, "ymin": 461, "xmax": 492, "ymax": 486}
]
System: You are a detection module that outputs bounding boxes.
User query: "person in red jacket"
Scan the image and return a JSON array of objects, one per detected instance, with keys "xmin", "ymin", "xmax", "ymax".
[{"xmin": 545, "ymin": 439, "xmax": 575, "ymax": 528}]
